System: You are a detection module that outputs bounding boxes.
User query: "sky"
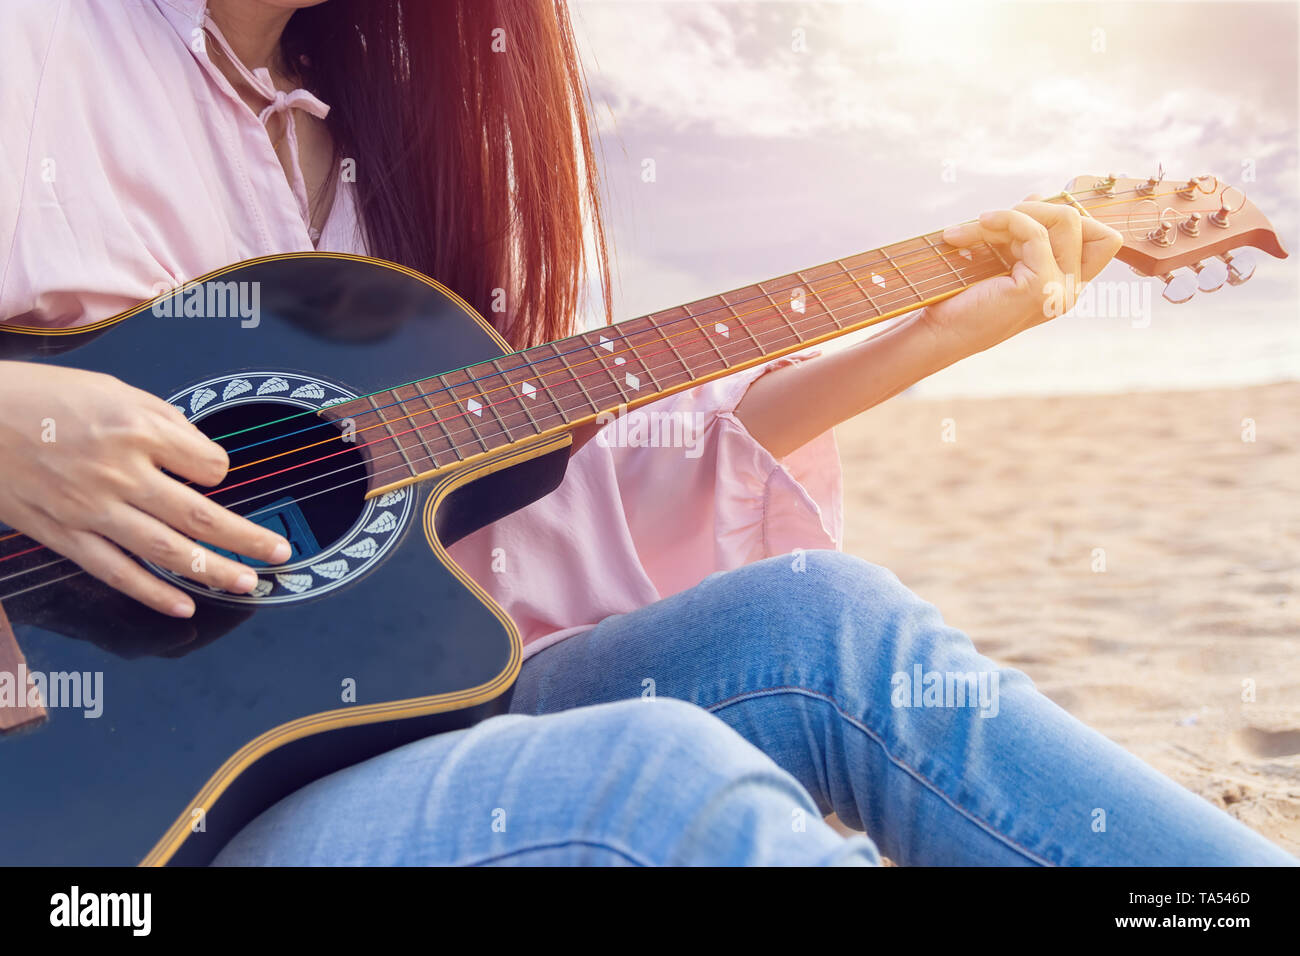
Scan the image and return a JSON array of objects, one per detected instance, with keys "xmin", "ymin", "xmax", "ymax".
[{"xmin": 569, "ymin": 0, "xmax": 1300, "ymax": 396}]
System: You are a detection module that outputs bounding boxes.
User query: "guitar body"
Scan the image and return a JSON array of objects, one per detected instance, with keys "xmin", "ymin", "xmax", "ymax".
[{"xmin": 0, "ymin": 254, "xmax": 571, "ymax": 865}]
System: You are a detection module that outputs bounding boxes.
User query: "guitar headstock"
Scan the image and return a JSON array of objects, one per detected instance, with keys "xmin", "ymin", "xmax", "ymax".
[{"xmin": 1062, "ymin": 169, "xmax": 1288, "ymax": 303}]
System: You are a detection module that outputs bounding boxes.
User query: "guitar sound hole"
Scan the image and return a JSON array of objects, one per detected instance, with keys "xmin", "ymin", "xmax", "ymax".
[{"xmin": 192, "ymin": 400, "xmax": 367, "ymax": 567}]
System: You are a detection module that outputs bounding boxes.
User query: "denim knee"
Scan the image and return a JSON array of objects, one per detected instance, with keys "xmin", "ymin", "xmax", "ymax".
[{"xmin": 708, "ymin": 550, "xmax": 984, "ymax": 679}]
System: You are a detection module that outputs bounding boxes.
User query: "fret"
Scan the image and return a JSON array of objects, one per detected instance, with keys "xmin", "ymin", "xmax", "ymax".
[
  {"xmin": 616, "ymin": 323, "xmax": 665, "ymax": 394},
  {"xmin": 391, "ymin": 387, "xmax": 442, "ymax": 473},
  {"xmin": 795, "ymin": 269, "xmax": 841, "ymax": 332},
  {"xmin": 834, "ymin": 257, "xmax": 883, "ymax": 317},
  {"xmin": 758, "ymin": 284, "xmax": 806, "ymax": 349},
  {"xmin": 583, "ymin": 332, "xmax": 635, "ymax": 408},
  {"xmin": 985, "ymin": 241, "xmax": 1014, "ymax": 273},
  {"xmin": 441, "ymin": 373, "xmax": 493, "ymax": 455},
  {"xmin": 500, "ymin": 352, "xmax": 572, "ymax": 432},
  {"xmin": 922, "ymin": 232, "xmax": 968, "ymax": 291},
  {"xmin": 684, "ymin": 308, "xmax": 733, "ymax": 371},
  {"xmin": 491, "ymin": 358, "xmax": 542, "ymax": 434},
  {"xmin": 473, "ymin": 364, "xmax": 519, "ymax": 445},
  {"xmin": 366, "ymin": 395, "xmax": 418, "ymax": 476},
  {"xmin": 722, "ymin": 297, "xmax": 766, "ymax": 360},
  {"xmin": 418, "ymin": 377, "xmax": 465, "ymax": 462},
  {"xmin": 879, "ymin": 246, "xmax": 926, "ymax": 305},
  {"xmin": 541, "ymin": 342, "xmax": 589, "ymax": 422},
  {"xmin": 646, "ymin": 313, "xmax": 701, "ymax": 380}
]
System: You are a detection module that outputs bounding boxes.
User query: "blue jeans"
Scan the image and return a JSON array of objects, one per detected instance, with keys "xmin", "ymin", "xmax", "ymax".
[{"xmin": 215, "ymin": 552, "xmax": 1295, "ymax": 865}]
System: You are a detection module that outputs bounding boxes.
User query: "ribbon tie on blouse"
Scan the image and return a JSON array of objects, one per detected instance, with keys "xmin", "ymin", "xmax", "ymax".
[{"xmin": 203, "ymin": 18, "xmax": 331, "ymax": 228}]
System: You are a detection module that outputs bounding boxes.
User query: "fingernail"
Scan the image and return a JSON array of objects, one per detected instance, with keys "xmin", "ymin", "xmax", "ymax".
[
  {"xmin": 235, "ymin": 570, "xmax": 258, "ymax": 592},
  {"xmin": 269, "ymin": 539, "xmax": 292, "ymax": 563},
  {"xmin": 171, "ymin": 600, "xmax": 195, "ymax": 618},
  {"xmin": 942, "ymin": 226, "xmax": 960, "ymax": 241}
]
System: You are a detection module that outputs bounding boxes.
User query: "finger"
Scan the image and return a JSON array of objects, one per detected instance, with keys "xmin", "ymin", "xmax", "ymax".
[
  {"xmin": 103, "ymin": 505, "xmax": 263, "ymax": 595},
  {"xmin": 132, "ymin": 473, "xmax": 291, "ymax": 565},
  {"xmin": 61, "ymin": 528, "xmax": 196, "ymax": 618},
  {"xmin": 148, "ymin": 416, "xmax": 231, "ymax": 487},
  {"xmin": 1014, "ymin": 201, "xmax": 1083, "ymax": 278},
  {"xmin": 1079, "ymin": 216, "xmax": 1125, "ymax": 281},
  {"xmin": 1023, "ymin": 192, "xmax": 1044, "ymax": 202},
  {"xmin": 945, "ymin": 209, "xmax": 1058, "ymax": 279}
]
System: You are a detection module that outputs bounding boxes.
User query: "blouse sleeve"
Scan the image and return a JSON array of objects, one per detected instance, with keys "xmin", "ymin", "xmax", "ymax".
[{"xmin": 598, "ymin": 351, "xmax": 843, "ymax": 599}]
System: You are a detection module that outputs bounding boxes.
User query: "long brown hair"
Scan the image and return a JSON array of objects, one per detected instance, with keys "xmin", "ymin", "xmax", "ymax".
[{"xmin": 282, "ymin": 0, "xmax": 611, "ymax": 350}]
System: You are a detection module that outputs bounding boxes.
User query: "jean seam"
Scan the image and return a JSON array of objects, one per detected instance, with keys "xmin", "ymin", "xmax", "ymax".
[
  {"xmin": 705, "ymin": 685, "xmax": 1054, "ymax": 866},
  {"xmin": 464, "ymin": 838, "xmax": 653, "ymax": 867}
]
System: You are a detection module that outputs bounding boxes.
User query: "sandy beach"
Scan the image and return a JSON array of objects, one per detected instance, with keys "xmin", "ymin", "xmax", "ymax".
[{"xmin": 832, "ymin": 381, "xmax": 1300, "ymax": 855}]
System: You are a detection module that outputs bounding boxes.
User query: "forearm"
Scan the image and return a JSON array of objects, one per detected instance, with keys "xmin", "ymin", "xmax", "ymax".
[{"xmin": 733, "ymin": 310, "xmax": 956, "ymax": 460}]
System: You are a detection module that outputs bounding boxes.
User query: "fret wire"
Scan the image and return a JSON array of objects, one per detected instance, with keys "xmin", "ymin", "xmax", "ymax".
[
  {"xmin": 587, "ymin": 335, "xmax": 635, "ymax": 405},
  {"xmin": 516, "ymin": 352, "xmax": 575, "ymax": 429},
  {"xmin": 685, "ymin": 308, "xmax": 733, "ymax": 370},
  {"xmin": 393, "ymin": 387, "xmax": 444, "ymax": 472},
  {"xmin": 985, "ymin": 241, "xmax": 1014, "ymax": 272},
  {"xmin": 758, "ymin": 284, "xmax": 807, "ymax": 347},
  {"xmin": 367, "ymin": 395, "xmax": 417, "ymax": 476},
  {"xmin": 833, "ymin": 257, "xmax": 883, "ymax": 316},
  {"xmin": 492, "ymin": 357, "xmax": 543, "ymax": 434},
  {"xmin": 880, "ymin": 246, "xmax": 927, "ymax": 303},
  {"xmin": 542, "ymin": 342, "xmax": 584, "ymax": 422},
  {"xmin": 621, "ymin": 323, "xmax": 665, "ymax": 393},
  {"xmin": 794, "ymin": 269, "xmax": 840, "ymax": 332},
  {"xmin": 647, "ymin": 313, "xmax": 701, "ymax": 379},
  {"xmin": 421, "ymin": 377, "xmax": 465, "ymax": 462},
  {"xmin": 722, "ymin": 297, "xmax": 766, "ymax": 359},
  {"xmin": 471, "ymin": 363, "xmax": 518, "ymax": 445},
  {"xmin": 449, "ymin": 376, "xmax": 494, "ymax": 454},
  {"xmin": 921, "ymin": 232, "xmax": 968, "ymax": 288}
]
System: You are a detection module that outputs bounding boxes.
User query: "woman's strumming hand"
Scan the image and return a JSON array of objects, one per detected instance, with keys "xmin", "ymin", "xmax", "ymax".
[{"xmin": 0, "ymin": 362, "xmax": 291, "ymax": 617}]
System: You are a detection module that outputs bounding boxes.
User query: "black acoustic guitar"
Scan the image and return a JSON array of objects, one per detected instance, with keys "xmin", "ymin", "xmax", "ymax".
[{"xmin": 0, "ymin": 174, "xmax": 1284, "ymax": 864}]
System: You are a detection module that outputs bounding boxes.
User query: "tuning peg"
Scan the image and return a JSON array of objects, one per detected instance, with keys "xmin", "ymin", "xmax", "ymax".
[
  {"xmin": 1147, "ymin": 220, "xmax": 1177, "ymax": 247},
  {"xmin": 1137, "ymin": 165, "xmax": 1165, "ymax": 196},
  {"xmin": 1177, "ymin": 175, "xmax": 1214, "ymax": 200},
  {"xmin": 1192, "ymin": 258, "xmax": 1228, "ymax": 293},
  {"xmin": 1178, "ymin": 212, "xmax": 1202, "ymax": 237},
  {"xmin": 1210, "ymin": 199, "xmax": 1233, "ymax": 228},
  {"xmin": 1220, "ymin": 249, "xmax": 1256, "ymax": 285},
  {"xmin": 1094, "ymin": 174, "xmax": 1117, "ymax": 197},
  {"xmin": 1161, "ymin": 271, "xmax": 1197, "ymax": 304}
]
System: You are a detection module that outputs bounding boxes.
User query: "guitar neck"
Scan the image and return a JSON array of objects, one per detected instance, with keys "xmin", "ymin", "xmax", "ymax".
[{"xmin": 362, "ymin": 226, "xmax": 1011, "ymax": 495}]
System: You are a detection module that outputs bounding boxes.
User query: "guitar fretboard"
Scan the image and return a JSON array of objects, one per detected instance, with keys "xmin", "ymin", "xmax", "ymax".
[{"xmin": 353, "ymin": 228, "xmax": 1011, "ymax": 494}]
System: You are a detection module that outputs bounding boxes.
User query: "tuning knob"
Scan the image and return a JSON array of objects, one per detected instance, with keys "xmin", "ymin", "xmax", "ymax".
[
  {"xmin": 1210, "ymin": 201, "xmax": 1232, "ymax": 228},
  {"xmin": 1178, "ymin": 212, "xmax": 1202, "ymax": 237},
  {"xmin": 1192, "ymin": 258, "xmax": 1228, "ymax": 293},
  {"xmin": 1221, "ymin": 249, "xmax": 1256, "ymax": 285},
  {"xmin": 1148, "ymin": 220, "xmax": 1177, "ymax": 246},
  {"xmin": 1161, "ymin": 271, "xmax": 1197, "ymax": 304},
  {"xmin": 1138, "ymin": 164, "xmax": 1165, "ymax": 196}
]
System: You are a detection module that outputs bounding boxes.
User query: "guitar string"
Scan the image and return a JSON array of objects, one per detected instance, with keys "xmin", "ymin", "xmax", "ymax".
[
  {"xmin": 0, "ymin": 184, "xmax": 1235, "ymax": 573},
  {"xmin": 214, "ymin": 199, "xmax": 1218, "ymax": 473},
  {"xmin": 0, "ymin": 245, "xmax": 1014, "ymax": 590},
  {"xmin": 0, "ymin": 186, "xmax": 1231, "ymax": 565},
  {"xmin": 209, "ymin": 194, "xmax": 1209, "ymax": 477},
  {"xmin": 209, "ymin": 190, "xmax": 1213, "ymax": 467},
  {"xmin": 203, "ymin": 181, "xmax": 1206, "ymax": 451},
  {"xmin": 0, "ymin": 182, "xmax": 1233, "ymax": 585}
]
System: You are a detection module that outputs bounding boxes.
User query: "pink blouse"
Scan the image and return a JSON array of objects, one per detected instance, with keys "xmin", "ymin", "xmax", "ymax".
[{"xmin": 1, "ymin": 0, "xmax": 842, "ymax": 659}]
